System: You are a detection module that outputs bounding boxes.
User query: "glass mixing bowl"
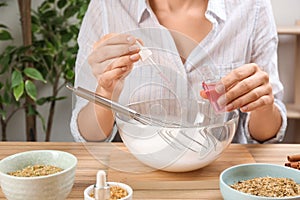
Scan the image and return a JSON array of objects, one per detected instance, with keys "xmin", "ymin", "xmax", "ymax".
[{"xmin": 115, "ymin": 98, "xmax": 239, "ymax": 172}]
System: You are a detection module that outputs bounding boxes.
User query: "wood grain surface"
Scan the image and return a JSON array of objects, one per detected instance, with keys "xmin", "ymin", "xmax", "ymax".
[
  {"xmin": 107, "ymin": 144, "xmax": 255, "ymax": 190},
  {"xmin": 0, "ymin": 142, "xmax": 298, "ymax": 200}
]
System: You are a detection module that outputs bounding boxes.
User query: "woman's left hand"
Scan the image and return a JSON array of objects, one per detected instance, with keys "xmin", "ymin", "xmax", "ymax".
[{"xmin": 201, "ymin": 63, "xmax": 275, "ymax": 112}]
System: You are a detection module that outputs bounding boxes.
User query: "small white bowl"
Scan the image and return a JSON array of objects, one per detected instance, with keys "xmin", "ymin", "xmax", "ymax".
[
  {"xmin": 0, "ymin": 150, "xmax": 77, "ymax": 200},
  {"xmin": 84, "ymin": 182, "xmax": 133, "ymax": 200}
]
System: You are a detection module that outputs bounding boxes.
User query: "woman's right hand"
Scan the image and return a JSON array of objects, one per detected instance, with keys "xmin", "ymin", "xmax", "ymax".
[{"xmin": 88, "ymin": 33, "xmax": 141, "ymax": 99}]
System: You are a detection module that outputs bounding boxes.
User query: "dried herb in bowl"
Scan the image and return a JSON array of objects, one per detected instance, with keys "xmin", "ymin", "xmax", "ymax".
[
  {"xmin": 109, "ymin": 185, "xmax": 128, "ymax": 199},
  {"xmin": 8, "ymin": 164, "xmax": 63, "ymax": 177},
  {"xmin": 90, "ymin": 185, "xmax": 128, "ymax": 200},
  {"xmin": 230, "ymin": 177, "xmax": 300, "ymax": 197}
]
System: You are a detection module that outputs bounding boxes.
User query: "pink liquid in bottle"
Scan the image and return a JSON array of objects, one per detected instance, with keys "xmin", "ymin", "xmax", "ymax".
[{"xmin": 202, "ymin": 81, "xmax": 225, "ymax": 113}]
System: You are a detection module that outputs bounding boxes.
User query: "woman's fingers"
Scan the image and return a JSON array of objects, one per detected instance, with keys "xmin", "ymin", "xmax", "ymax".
[
  {"xmin": 88, "ymin": 33, "xmax": 141, "ymax": 78},
  {"xmin": 89, "ymin": 33, "xmax": 139, "ymax": 65},
  {"xmin": 109, "ymin": 53, "xmax": 140, "ymax": 69},
  {"xmin": 97, "ymin": 54, "xmax": 139, "ymax": 89},
  {"xmin": 239, "ymin": 95, "xmax": 274, "ymax": 112},
  {"xmin": 98, "ymin": 33, "xmax": 137, "ymax": 46},
  {"xmin": 93, "ymin": 33, "xmax": 119, "ymax": 49},
  {"xmin": 214, "ymin": 63, "xmax": 274, "ymax": 112},
  {"xmin": 88, "ymin": 33, "xmax": 143, "ymax": 97},
  {"xmin": 225, "ymin": 84, "xmax": 273, "ymax": 112},
  {"xmin": 221, "ymin": 70, "xmax": 269, "ymax": 105},
  {"xmin": 89, "ymin": 43, "xmax": 140, "ymax": 64},
  {"xmin": 98, "ymin": 66, "xmax": 129, "ymax": 89},
  {"xmin": 92, "ymin": 53, "xmax": 139, "ymax": 76},
  {"xmin": 221, "ymin": 63, "xmax": 259, "ymax": 90}
]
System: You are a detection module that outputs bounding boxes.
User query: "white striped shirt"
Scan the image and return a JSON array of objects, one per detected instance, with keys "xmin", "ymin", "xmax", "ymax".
[{"xmin": 71, "ymin": 0, "xmax": 287, "ymax": 143}]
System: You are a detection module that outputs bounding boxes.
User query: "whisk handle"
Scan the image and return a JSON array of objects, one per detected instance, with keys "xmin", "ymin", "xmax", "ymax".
[{"xmin": 66, "ymin": 84, "xmax": 138, "ymax": 118}]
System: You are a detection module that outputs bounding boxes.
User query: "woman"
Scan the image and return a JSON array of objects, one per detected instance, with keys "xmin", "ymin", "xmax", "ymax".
[{"xmin": 70, "ymin": 0, "xmax": 287, "ymax": 143}]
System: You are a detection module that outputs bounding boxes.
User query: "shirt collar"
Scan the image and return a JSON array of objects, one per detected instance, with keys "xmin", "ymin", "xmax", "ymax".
[
  {"xmin": 206, "ymin": 0, "xmax": 227, "ymax": 22},
  {"xmin": 137, "ymin": 0, "xmax": 227, "ymax": 23},
  {"xmin": 137, "ymin": 0, "xmax": 149, "ymax": 23}
]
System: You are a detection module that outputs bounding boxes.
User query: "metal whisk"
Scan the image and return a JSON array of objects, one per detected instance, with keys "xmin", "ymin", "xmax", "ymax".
[
  {"xmin": 67, "ymin": 84, "xmax": 231, "ymax": 154},
  {"xmin": 66, "ymin": 84, "xmax": 184, "ymax": 128}
]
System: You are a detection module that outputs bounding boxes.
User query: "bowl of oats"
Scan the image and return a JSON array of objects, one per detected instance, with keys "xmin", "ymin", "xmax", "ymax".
[
  {"xmin": 219, "ymin": 163, "xmax": 300, "ymax": 200},
  {"xmin": 0, "ymin": 150, "xmax": 77, "ymax": 200},
  {"xmin": 84, "ymin": 182, "xmax": 133, "ymax": 200}
]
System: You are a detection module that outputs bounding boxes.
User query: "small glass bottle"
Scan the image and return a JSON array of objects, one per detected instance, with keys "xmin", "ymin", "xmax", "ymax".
[{"xmin": 201, "ymin": 65, "xmax": 225, "ymax": 113}]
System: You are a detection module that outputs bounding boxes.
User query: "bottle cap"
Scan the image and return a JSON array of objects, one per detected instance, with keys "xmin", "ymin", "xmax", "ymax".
[{"xmin": 136, "ymin": 41, "xmax": 152, "ymax": 61}]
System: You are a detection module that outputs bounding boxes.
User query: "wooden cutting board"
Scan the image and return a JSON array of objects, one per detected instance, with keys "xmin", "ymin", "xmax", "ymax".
[{"xmin": 107, "ymin": 144, "xmax": 255, "ymax": 190}]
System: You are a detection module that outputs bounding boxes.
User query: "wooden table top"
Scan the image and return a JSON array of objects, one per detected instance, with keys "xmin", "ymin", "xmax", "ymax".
[{"xmin": 0, "ymin": 142, "xmax": 299, "ymax": 200}]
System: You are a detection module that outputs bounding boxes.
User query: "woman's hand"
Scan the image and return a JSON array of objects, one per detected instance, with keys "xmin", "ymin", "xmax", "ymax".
[
  {"xmin": 220, "ymin": 63, "xmax": 274, "ymax": 112},
  {"xmin": 77, "ymin": 33, "xmax": 141, "ymax": 140},
  {"xmin": 201, "ymin": 63, "xmax": 274, "ymax": 113},
  {"xmin": 88, "ymin": 33, "xmax": 141, "ymax": 99},
  {"xmin": 200, "ymin": 63, "xmax": 281, "ymax": 142}
]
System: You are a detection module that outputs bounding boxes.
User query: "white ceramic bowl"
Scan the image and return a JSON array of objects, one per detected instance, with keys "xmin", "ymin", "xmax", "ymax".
[
  {"xmin": 84, "ymin": 182, "xmax": 133, "ymax": 200},
  {"xmin": 116, "ymin": 98, "xmax": 239, "ymax": 172},
  {"xmin": 0, "ymin": 150, "xmax": 77, "ymax": 200},
  {"xmin": 220, "ymin": 163, "xmax": 300, "ymax": 200}
]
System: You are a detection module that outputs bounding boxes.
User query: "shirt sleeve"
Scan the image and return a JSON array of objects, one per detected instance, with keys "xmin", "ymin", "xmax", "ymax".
[
  {"xmin": 70, "ymin": 0, "xmax": 115, "ymax": 142},
  {"xmin": 242, "ymin": 0, "xmax": 287, "ymax": 143}
]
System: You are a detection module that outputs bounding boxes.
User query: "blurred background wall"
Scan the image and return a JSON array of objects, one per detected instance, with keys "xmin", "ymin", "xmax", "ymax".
[
  {"xmin": 0, "ymin": 0, "xmax": 299, "ymax": 142},
  {"xmin": 271, "ymin": 0, "xmax": 300, "ymax": 143}
]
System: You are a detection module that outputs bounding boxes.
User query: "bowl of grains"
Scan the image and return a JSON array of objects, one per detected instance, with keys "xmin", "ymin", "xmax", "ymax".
[
  {"xmin": 219, "ymin": 163, "xmax": 300, "ymax": 200},
  {"xmin": 0, "ymin": 150, "xmax": 77, "ymax": 200},
  {"xmin": 84, "ymin": 182, "xmax": 133, "ymax": 200}
]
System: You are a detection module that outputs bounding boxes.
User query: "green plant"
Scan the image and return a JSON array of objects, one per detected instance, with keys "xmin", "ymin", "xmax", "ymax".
[
  {"xmin": 0, "ymin": 0, "xmax": 90, "ymax": 141},
  {"xmin": 30, "ymin": 0, "xmax": 90, "ymax": 141},
  {"xmin": 0, "ymin": 2, "xmax": 13, "ymax": 41},
  {"xmin": 0, "ymin": 1, "xmax": 21, "ymax": 141}
]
